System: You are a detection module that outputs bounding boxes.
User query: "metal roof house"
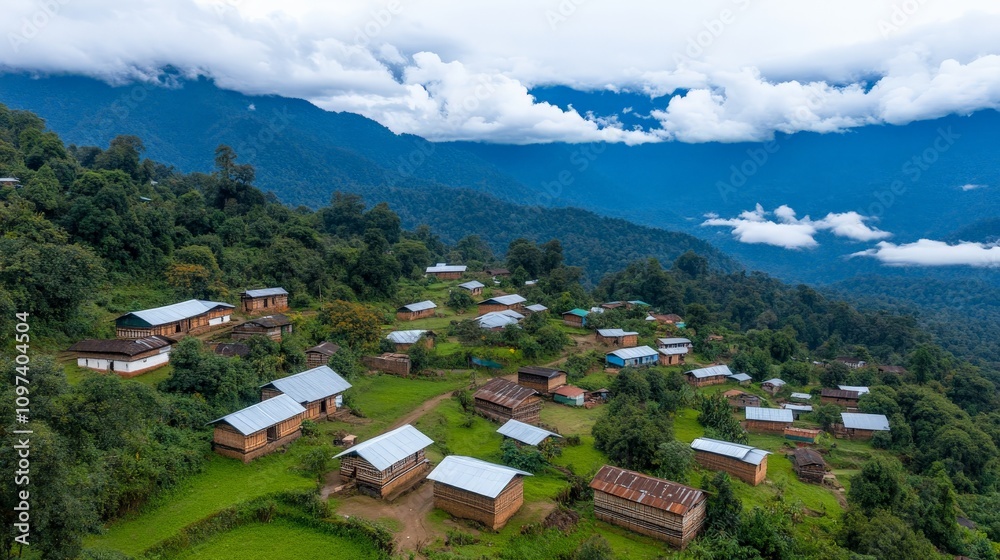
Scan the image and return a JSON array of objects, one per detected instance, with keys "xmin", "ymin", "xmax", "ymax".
[
  {"xmin": 744, "ymin": 406, "xmax": 794, "ymax": 433},
  {"xmin": 209, "ymin": 394, "xmax": 306, "ymax": 462},
  {"xmin": 427, "ymin": 456, "xmax": 532, "ymax": 530},
  {"xmin": 497, "ymin": 419, "xmax": 561, "ymax": 446},
  {"xmin": 68, "ymin": 336, "xmax": 174, "ymax": 377},
  {"xmin": 396, "ymin": 300, "xmax": 438, "ymax": 321},
  {"xmin": 386, "ymin": 329, "xmax": 435, "ymax": 351},
  {"xmin": 426, "ymin": 263, "xmax": 467, "ymax": 279},
  {"xmin": 820, "ymin": 388, "xmax": 862, "ymax": 408},
  {"xmin": 728, "ymin": 372, "xmax": 753, "ymax": 385},
  {"xmin": 474, "ymin": 378, "xmax": 543, "ymax": 425},
  {"xmin": 476, "ymin": 310, "xmax": 523, "ymax": 330},
  {"xmin": 789, "ymin": 392, "xmax": 812, "ymax": 401},
  {"xmin": 304, "ymin": 341, "xmax": 340, "ymax": 368},
  {"xmin": 838, "ymin": 413, "xmax": 890, "ymax": 439},
  {"xmin": 524, "ymin": 304, "xmax": 548, "ymax": 313},
  {"xmin": 606, "ymin": 346, "xmax": 660, "ymax": 368},
  {"xmin": 552, "ymin": 385, "xmax": 586, "ymax": 407},
  {"xmin": 590, "ymin": 465, "xmax": 707, "ymax": 549},
  {"xmin": 790, "ymin": 448, "xmax": 827, "ymax": 484},
  {"xmin": 781, "ymin": 403, "xmax": 814, "ymax": 419},
  {"xmin": 517, "ymin": 366, "xmax": 567, "ymax": 394},
  {"xmin": 334, "ymin": 424, "xmax": 434, "ymax": 498},
  {"xmin": 596, "ymin": 328, "xmax": 639, "ymax": 347},
  {"xmin": 457, "ymin": 280, "xmax": 485, "ymax": 296},
  {"xmin": 239, "ymin": 287, "xmax": 288, "ymax": 313},
  {"xmin": 761, "ymin": 378, "xmax": 787, "ymax": 395},
  {"xmin": 477, "ymin": 294, "xmax": 527, "ymax": 316},
  {"xmin": 657, "ymin": 337, "xmax": 693, "ymax": 349},
  {"xmin": 561, "ymin": 308, "xmax": 589, "ymax": 327},
  {"xmin": 684, "ymin": 365, "xmax": 733, "ymax": 387},
  {"xmin": 115, "ymin": 299, "xmax": 235, "ymax": 339},
  {"xmin": 261, "ymin": 365, "xmax": 352, "ymax": 421},
  {"xmin": 690, "ymin": 437, "xmax": 770, "ymax": 486},
  {"xmin": 232, "ymin": 313, "xmax": 293, "ymax": 341},
  {"xmin": 837, "ymin": 385, "xmax": 870, "ymax": 395}
]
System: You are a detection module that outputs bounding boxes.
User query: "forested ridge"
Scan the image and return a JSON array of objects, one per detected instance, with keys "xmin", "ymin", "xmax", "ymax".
[{"xmin": 1, "ymin": 103, "xmax": 999, "ymax": 559}]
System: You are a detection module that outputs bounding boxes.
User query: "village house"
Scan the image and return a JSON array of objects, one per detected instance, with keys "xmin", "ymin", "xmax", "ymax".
[
  {"xmin": 396, "ymin": 300, "xmax": 437, "ymax": 321},
  {"xmin": 517, "ymin": 366, "xmax": 567, "ymax": 394},
  {"xmin": 834, "ymin": 356, "xmax": 867, "ymax": 369},
  {"xmin": 68, "ymin": 336, "xmax": 174, "ymax": 377},
  {"xmin": 260, "ymin": 365, "xmax": 352, "ymax": 421},
  {"xmin": 790, "ymin": 448, "xmax": 827, "ymax": 484},
  {"xmin": 552, "ymin": 385, "xmax": 586, "ymax": 407},
  {"xmin": 386, "ymin": 330, "xmax": 435, "ymax": 352},
  {"xmin": 239, "ymin": 287, "xmax": 288, "ymax": 314},
  {"xmin": 426, "ymin": 263, "xmax": 467, "ymax": 280},
  {"xmin": 647, "ymin": 313, "xmax": 684, "ymax": 325},
  {"xmin": 561, "ymin": 308, "xmax": 589, "ymax": 327},
  {"xmin": 784, "ymin": 427, "xmax": 822, "ymax": 445},
  {"xmin": 496, "ymin": 419, "xmax": 561, "ymax": 447},
  {"xmin": 838, "ymin": 385, "xmax": 870, "ymax": 395},
  {"xmin": 782, "ymin": 403, "xmax": 813, "ymax": 419},
  {"xmin": 304, "ymin": 341, "xmax": 340, "ymax": 368},
  {"xmin": 691, "ymin": 437, "xmax": 770, "ymax": 486},
  {"xmin": 722, "ymin": 389, "xmax": 760, "ymax": 409},
  {"xmin": 0, "ymin": 177, "xmax": 21, "ymax": 187},
  {"xmin": 658, "ymin": 346, "xmax": 687, "ymax": 366},
  {"xmin": 115, "ymin": 299, "xmax": 234, "ymax": 339},
  {"xmin": 213, "ymin": 342, "xmax": 249, "ymax": 358},
  {"xmin": 744, "ymin": 407, "xmax": 794, "ymax": 434},
  {"xmin": 761, "ymin": 378, "xmax": 787, "ymax": 395},
  {"xmin": 484, "ymin": 267, "xmax": 510, "ymax": 278},
  {"xmin": 789, "ymin": 392, "xmax": 812, "ymax": 402},
  {"xmin": 474, "ymin": 378, "xmax": 543, "ymax": 425},
  {"xmin": 208, "ymin": 394, "xmax": 306, "ymax": 463},
  {"xmin": 837, "ymin": 413, "xmax": 890, "ymax": 440},
  {"xmin": 457, "ymin": 280, "xmax": 485, "ymax": 296},
  {"xmin": 820, "ymin": 388, "xmax": 861, "ymax": 409},
  {"xmin": 334, "ymin": 424, "xmax": 433, "ymax": 498},
  {"xmin": 477, "ymin": 310, "xmax": 524, "ymax": 330},
  {"xmin": 427, "ymin": 455, "xmax": 531, "ymax": 530},
  {"xmin": 606, "ymin": 346, "xmax": 660, "ymax": 368},
  {"xmin": 684, "ymin": 365, "xmax": 732, "ymax": 387},
  {"xmin": 477, "ymin": 294, "xmax": 527, "ymax": 315},
  {"xmin": 599, "ymin": 301, "xmax": 626, "ymax": 310},
  {"xmin": 524, "ymin": 304, "xmax": 548, "ymax": 314},
  {"xmin": 590, "ymin": 465, "xmax": 706, "ymax": 549},
  {"xmin": 728, "ymin": 372, "xmax": 753, "ymax": 385},
  {"xmin": 231, "ymin": 314, "xmax": 293, "ymax": 341},
  {"xmin": 658, "ymin": 337, "xmax": 693, "ymax": 351},
  {"xmin": 362, "ymin": 353, "xmax": 412, "ymax": 376},
  {"xmin": 596, "ymin": 328, "xmax": 639, "ymax": 347},
  {"xmin": 877, "ymin": 365, "xmax": 908, "ymax": 375}
]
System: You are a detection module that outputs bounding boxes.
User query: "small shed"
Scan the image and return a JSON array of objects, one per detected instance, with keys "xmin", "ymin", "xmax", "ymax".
[
  {"xmin": 214, "ymin": 342, "xmax": 250, "ymax": 358},
  {"xmin": 396, "ymin": 300, "xmax": 437, "ymax": 321},
  {"xmin": 474, "ymin": 378, "xmax": 543, "ymax": 425},
  {"xmin": 69, "ymin": 336, "xmax": 174, "ymax": 377},
  {"xmin": 590, "ymin": 465, "xmax": 706, "ymax": 549},
  {"xmin": 477, "ymin": 310, "xmax": 524, "ymax": 330},
  {"xmin": 260, "ymin": 365, "xmax": 352, "ymax": 421},
  {"xmin": 209, "ymin": 394, "xmax": 306, "ymax": 463},
  {"xmin": 232, "ymin": 314, "xmax": 293, "ymax": 341},
  {"xmin": 386, "ymin": 330, "xmax": 435, "ymax": 352},
  {"xmin": 789, "ymin": 392, "xmax": 812, "ymax": 402},
  {"xmin": 744, "ymin": 407, "xmax": 794, "ymax": 433},
  {"xmin": 781, "ymin": 403, "xmax": 813, "ymax": 419},
  {"xmin": 684, "ymin": 365, "xmax": 732, "ymax": 387},
  {"xmin": 524, "ymin": 304, "xmax": 548, "ymax": 314},
  {"xmin": 334, "ymin": 424, "xmax": 433, "ymax": 498},
  {"xmin": 517, "ymin": 366, "xmax": 567, "ymax": 394},
  {"xmin": 691, "ymin": 437, "xmax": 770, "ymax": 486},
  {"xmin": 761, "ymin": 378, "xmax": 786, "ymax": 395},
  {"xmin": 727, "ymin": 372, "xmax": 752, "ymax": 386},
  {"xmin": 477, "ymin": 294, "xmax": 527, "ymax": 315},
  {"xmin": 457, "ymin": 280, "xmax": 485, "ymax": 296},
  {"xmin": 722, "ymin": 389, "xmax": 760, "ymax": 409},
  {"xmin": 240, "ymin": 287, "xmax": 288, "ymax": 314},
  {"xmin": 790, "ymin": 448, "xmax": 826, "ymax": 484},
  {"xmin": 784, "ymin": 427, "xmax": 822, "ymax": 445},
  {"xmin": 428, "ymin": 456, "xmax": 531, "ymax": 530},
  {"xmin": 820, "ymin": 388, "xmax": 861, "ymax": 408},
  {"xmin": 552, "ymin": 385, "xmax": 586, "ymax": 407},
  {"xmin": 838, "ymin": 413, "xmax": 890, "ymax": 440},
  {"xmin": 561, "ymin": 308, "xmax": 589, "ymax": 327},
  {"xmin": 426, "ymin": 263, "xmax": 468, "ymax": 280},
  {"xmin": 497, "ymin": 419, "xmax": 561, "ymax": 446},
  {"xmin": 596, "ymin": 328, "xmax": 639, "ymax": 347},
  {"xmin": 304, "ymin": 341, "xmax": 340, "ymax": 368},
  {"xmin": 362, "ymin": 353, "xmax": 412, "ymax": 376},
  {"xmin": 606, "ymin": 346, "xmax": 660, "ymax": 368}
]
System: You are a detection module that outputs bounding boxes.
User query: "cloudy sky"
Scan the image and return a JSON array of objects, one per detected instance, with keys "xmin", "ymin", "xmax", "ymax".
[{"xmin": 4, "ymin": 0, "xmax": 1000, "ymax": 145}]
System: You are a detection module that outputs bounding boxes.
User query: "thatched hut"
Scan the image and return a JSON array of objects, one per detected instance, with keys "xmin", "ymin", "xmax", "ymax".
[
  {"xmin": 427, "ymin": 456, "xmax": 531, "ymax": 530},
  {"xmin": 474, "ymin": 378, "xmax": 542, "ymax": 424},
  {"xmin": 208, "ymin": 394, "xmax": 306, "ymax": 462},
  {"xmin": 260, "ymin": 365, "xmax": 352, "ymax": 421},
  {"xmin": 334, "ymin": 424, "xmax": 433, "ymax": 498},
  {"xmin": 790, "ymin": 448, "xmax": 826, "ymax": 484},
  {"xmin": 691, "ymin": 437, "xmax": 770, "ymax": 486}
]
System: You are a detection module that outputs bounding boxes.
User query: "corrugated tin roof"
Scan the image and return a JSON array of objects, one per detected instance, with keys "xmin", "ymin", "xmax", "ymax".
[
  {"xmin": 386, "ymin": 330, "xmax": 429, "ymax": 344},
  {"xmin": 477, "ymin": 312, "xmax": 521, "ymax": 329},
  {"xmin": 789, "ymin": 392, "xmax": 812, "ymax": 400},
  {"xmin": 597, "ymin": 328, "xmax": 638, "ymax": 337},
  {"xmin": 209, "ymin": 394, "xmax": 305, "ymax": 435},
  {"xmin": 427, "ymin": 455, "xmax": 531, "ymax": 498},
  {"xmin": 728, "ymin": 372, "xmax": 752, "ymax": 382},
  {"xmin": 821, "ymin": 388, "xmax": 860, "ymax": 399},
  {"xmin": 553, "ymin": 385, "xmax": 586, "ymax": 398},
  {"xmin": 426, "ymin": 264, "xmax": 468, "ymax": 273},
  {"xmin": 243, "ymin": 287, "xmax": 287, "ymax": 297},
  {"xmin": 262, "ymin": 365, "xmax": 352, "ymax": 404},
  {"xmin": 474, "ymin": 378, "xmax": 539, "ymax": 408},
  {"xmin": 525, "ymin": 304, "xmax": 548, "ymax": 312},
  {"xmin": 399, "ymin": 300, "xmax": 437, "ymax": 312},
  {"xmin": 458, "ymin": 281, "xmax": 485, "ymax": 290},
  {"xmin": 69, "ymin": 336, "xmax": 173, "ymax": 356},
  {"xmin": 480, "ymin": 294, "xmax": 526, "ymax": 306},
  {"xmin": 305, "ymin": 341, "xmax": 340, "ymax": 355},
  {"xmin": 563, "ymin": 308, "xmax": 589, "ymax": 317},
  {"xmin": 118, "ymin": 299, "xmax": 234, "ymax": 327},
  {"xmin": 518, "ymin": 366, "xmax": 565, "ymax": 379},
  {"xmin": 690, "ymin": 437, "xmax": 770, "ymax": 466},
  {"xmin": 745, "ymin": 407, "xmax": 794, "ymax": 423},
  {"xmin": 791, "ymin": 448, "xmax": 825, "ymax": 467},
  {"xmin": 782, "ymin": 404, "xmax": 813, "ymax": 412},
  {"xmin": 658, "ymin": 338, "xmax": 692, "ymax": 345},
  {"xmin": 607, "ymin": 346, "xmax": 659, "ymax": 360},
  {"xmin": 589, "ymin": 465, "xmax": 704, "ymax": 514},
  {"xmin": 628, "ymin": 300, "xmax": 650, "ymax": 306},
  {"xmin": 497, "ymin": 419, "xmax": 561, "ymax": 446},
  {"xmin": 838, "ymin": 385, "xmax": 870, "ymax": 395},
  {"xmin": 685, "ymin": 365, "xmax": 733, "ymax": 379},
  {"xmin": 659, "ymin": 347, "xmax": 689, "ymax": 356},
  {"xmin": 841, "ymin": 413, "xmax": 890, "ymax": 431},
  {"xmin": 762, "ymin": 378, "xmax": 786, "ymax": 387},
  {"xmin": 333, "ymin": 424, "xmax": 433, "ymax": 471},
  {"xmin": 242, "ymin": 314, "xmax": 291, "ymax": 328}
]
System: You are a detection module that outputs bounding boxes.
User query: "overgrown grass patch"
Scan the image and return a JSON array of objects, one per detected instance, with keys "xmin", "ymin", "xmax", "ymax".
[{"xmin": 165, "ymin": 519, "xmax": 383, "ymax": 560}]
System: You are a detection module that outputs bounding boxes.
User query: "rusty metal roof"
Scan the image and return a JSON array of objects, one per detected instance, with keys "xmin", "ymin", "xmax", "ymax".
[
  {"xmin": 474, "ymin": 378, "xmax": 539, "ymax": 408},
  {"xmin": 589, "ymin": 465, "xmax": 704, "ymax": 515},
  {"xmin": 820, "ymin": 388, "xmax": 860, "ymax": 400},
  {"xmin": 553, "ymin": 385, "xmax": 586, "ymax": 398}
]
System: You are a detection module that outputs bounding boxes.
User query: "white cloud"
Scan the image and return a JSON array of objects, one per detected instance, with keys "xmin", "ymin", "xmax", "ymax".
[
  {"xmin": 702, "ymin": 204, "xmax": 891, "ymax": 249},
  {"xmin": 959, "ymin": 183, "xmax": 987, "ymax": 191},
  {"xmin": 852, "ymin": 239, "xmax": 1000, "ymax": 267}
]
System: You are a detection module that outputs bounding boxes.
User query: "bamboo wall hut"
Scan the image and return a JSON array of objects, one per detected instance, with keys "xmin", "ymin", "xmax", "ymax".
[
  {"xmin": 208, "ymin": 394, "xmax": 305, "ymax": 463},
  {"xmin": 115, "ymin": 299, "xmax": 234, "ymax": 339},
  {"xmin": 683, "ymin": 365, "xmax": 732, "ymax": 388},
  {"xmin": 239, "ymin": 287, "xmax": 288, "ymax": 313},
  {"xmin": 590, "ymin": 465, "xmax": 706, "ymax": 549},
  {"xmin": 474, "ymin": 378, "xmax": 542, "ymax": 424},
  {"xmin": 596, "ymin": 329, "xmax": 639, "ymax": 347},
  {"xmin": 385, "ymin": 330, "xmax": 435, "ymax": 352},
  {"xmin": 427, "ymin": 456, "xmax": 531, "ymax": 530},
  {"xmin": 334, "ymin": 424, "xmax": 433, "ymax": 498},
  {"xmin": 362, "ymin": 353, "xmax": 412, "ymax": 376},
  {"xmin": 68, "ymin": 336, "xmax": 174, "ymax": 377},
  {"xmin": 260, "ymin": 365, "xmax": 352, "ymax": 421},
  {"xmin": 820, "ymin": 388, "xmax": 861, "ymax": 408},
  {"xmin": 691, "ymin": 437, "xmax": 770, "ymax": 486},
  {"xmin": 516, "ymin": 366, "xmax": 567, "ymax": 393},
  {"xmin": 396, "ymin": 300, "xmax": 437, "ymax": 321},
  {"xmin": 790, "ymin": 448, "xmax": 826, "ymax": 484},
  {"xmin": 304, "ymin": 341, "xmax": 340, "ymax": 368},
  {"xmin": 232, "ymin": 314, "xmax": 293, "ymax": 341},
  {"xmin": 744, "ymin": 407, "xmax": 794, "ymax": 434},
  {"xmin": 477, "ymin": 294, "xmax": 527, "ymax": 316}
]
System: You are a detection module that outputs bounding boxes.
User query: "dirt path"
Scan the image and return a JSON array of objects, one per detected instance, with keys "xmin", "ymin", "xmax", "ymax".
[
  {"xmin": 335, "ymin": 480, "xmax": 448, "ymax": 553},
  {"xmin": 390, "ymin": 390, "xmax": 458, "ymax": 430}
]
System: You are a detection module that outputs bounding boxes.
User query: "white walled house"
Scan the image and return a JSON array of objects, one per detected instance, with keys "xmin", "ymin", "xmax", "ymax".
[{"xmin": 68, "ymin": 336, "xmax": 174, "ymax": 377}]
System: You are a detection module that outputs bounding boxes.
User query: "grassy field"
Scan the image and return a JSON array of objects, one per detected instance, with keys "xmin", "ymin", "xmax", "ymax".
[
  {"xmin": 63, "ymin": 362, "xmax": 173, "ymax": 387},
  {"xmin": 169, "ymin": 519, "xmax": 384, "ymax": 560}
]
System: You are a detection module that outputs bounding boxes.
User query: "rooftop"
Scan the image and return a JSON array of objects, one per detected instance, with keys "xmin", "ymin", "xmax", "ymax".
[
  {"xmin": 552, "ymin": 385, "xmax": 586, "ymax": 398},
  {"xmin": 745, "ymin": 407, "xmax": 794, "ymax": 423},
  {"xmin": 261, "ymin": 365, "xmax": 352, "ymax": 404},
  {"xmin": 475, "ymin": 378, "xmax": 539, "ymax": 408},
  {"xmin": 597, "ymin": 328, "xmax": 638, "ymax": 337},
  {"xmin": 589, "ymin": 465, "xmax": 704, "ymax": 514},
  {"xmin": 658, "ymin": 337, "xmax": 692, "ymax": 345},
  {"xmin": 398, "ymin": 300, "xmax": 437, "ymax": 313},
  {"xmin": 209, "ymin": 394, "xmax": 305, "ymax": 436},
  {"xmin": 117, "ymin": 299, "xmax": 234, "ymax": 327},
  {"xmin": 69, "ymin": 336, "xmax": 173, "ymax": 356},
  {"xmin": 242, "ymin": 314, "xmax": 291, "ymax": 328},
  {"xmin": 607, "ymin": 345, "xmax": 659, "ymax": 360},
  {"xmin": 242, "ymin": 287, "xmax": 288, "ymax": 298},
  {"xmin": 427, "ymin": 455, "xmax": 531, "ymax": 498},
  {"xmin": 841, "ymin": 413, "xmax": 890, "ymax": 431},
  {"xmin": 426, "ymin": 264, "xmax": 468, "ymax": 273},
  {"xmin": 685, "ymin": 365, "xmax": 733, "ymax": 379},
  {"xmin": 333, "ymin": 424, "xmax": 433, "ymax": 471},
  {"xmin": 497, "ymin": 419, "xmax": 561, "ymax": 446},
  {"xmin": 386, "ymin": 330, "xmax": 431, "ymax": 344},
  {"xmin": 517, "ymin": 366, "xmax": 565, "ymax": 379},
  {"xmin": 690, "ymin": 437, "xmax": 770, "ymax": 466},
  {"xmin": 458, "ymin": 280, "xmax": 485, "ymax": 290},
  {"xmin": 480, "ymin": 294, "xmax": 527, "ymax": 306}
]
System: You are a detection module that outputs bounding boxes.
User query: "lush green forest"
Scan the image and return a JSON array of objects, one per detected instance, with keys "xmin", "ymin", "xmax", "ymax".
[{"xmin": 1, "ymin": 103, "xmax": 999, "ymax": 559}]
